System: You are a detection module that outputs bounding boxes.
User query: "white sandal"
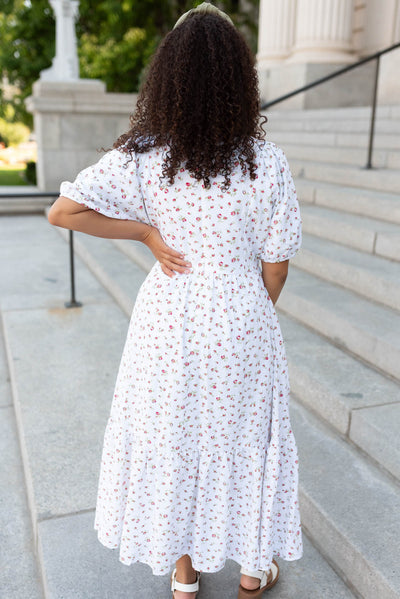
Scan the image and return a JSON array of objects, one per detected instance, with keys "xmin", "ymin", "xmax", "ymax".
[
  {"xmin": 238, "ymin": 559, "xmax": 279, "ymax": 598},
  {"xmin": 170, "ymin": 567, "xmax": 201, "ymax": 598}
]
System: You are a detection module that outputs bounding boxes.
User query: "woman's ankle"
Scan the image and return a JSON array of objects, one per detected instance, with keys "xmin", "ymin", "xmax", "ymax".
[
  {"xmin": 240, "ymin": 573, "xmax": 261, "ymax": 590},
  {"xmin": 175, "ymin": 554, "xmax": 197, "ymax": 584}
]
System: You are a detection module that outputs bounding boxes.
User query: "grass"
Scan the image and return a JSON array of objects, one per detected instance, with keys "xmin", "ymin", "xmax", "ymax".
[{"xmin": 0, "ymin": 164, "xmax": 28, "ymax": 186}]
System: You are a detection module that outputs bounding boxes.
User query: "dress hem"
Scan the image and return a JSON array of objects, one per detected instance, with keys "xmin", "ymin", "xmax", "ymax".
[{"xmin": 94, "ymin": 523, "xmax": 304, "ymax": 577}]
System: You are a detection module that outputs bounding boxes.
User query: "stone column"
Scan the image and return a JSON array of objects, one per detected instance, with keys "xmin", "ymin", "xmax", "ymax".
[
  {"xmin": 257, "ymin": 0, "xmax": 297, "ymax": 68},
  {"xmin": 288, "ymin": 0, "xmax": 355, "ymax": 63},
  {"xmin": 40, "ymin": 0, "xmax": 80, "ymax": 81}
]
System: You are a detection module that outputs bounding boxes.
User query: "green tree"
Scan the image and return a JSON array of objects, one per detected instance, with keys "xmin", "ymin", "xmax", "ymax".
[
  {"xmin": 0, "ymin": 0, "xmax": 55, "ymax": 124},
  {"xmin": 0, "ymin": 0, "xmax": 259, "ymax": 125}
]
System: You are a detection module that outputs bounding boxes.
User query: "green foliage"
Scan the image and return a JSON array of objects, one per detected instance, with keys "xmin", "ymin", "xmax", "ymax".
[
  {"xmin": 24, "ymin": 160, "xmax": 37, "ymax": 185},
  {"xmin": 79, "ymin": 27, "xmax": 153, "ymax": 92},
  {"xmin": 0, "ymin": 116, "xmax": 30, "ymax": 146},
  {"xmin": 0, "ymin": 0, "xmax": 55, "ymax": 125},
  {"xmin": 0, "ymin": 0, "xmax": 259, "ymax": 123}
]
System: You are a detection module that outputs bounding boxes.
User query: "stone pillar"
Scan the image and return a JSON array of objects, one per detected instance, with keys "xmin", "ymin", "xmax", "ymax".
[
  {"xmin": 26, "ymin": 80, "xmax": 137, "ymax": 191},
  {"xmin": 257, "ymin": 0, "xmax": 297, "ymax": 67},
  {"xmin": 288, "ymin": 0, "xmax": 355, "ymax": 63},
  {"xmin": 257, "ymin": 0, "xmax": 372, "ymax": 109},
  {"xmin": 40, "ymin": 0, "xmax": 80, "ymax": 81}
]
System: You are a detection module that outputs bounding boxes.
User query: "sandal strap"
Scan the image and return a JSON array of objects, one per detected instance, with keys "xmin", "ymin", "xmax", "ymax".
[
  {"xmin": 240, "ymin": 560, "xmax": 279, "ymax": 588},
  {"xmin": 239, "ymin": 567, "xmax": 264, "ymax": 580},
  {"xmin": 171, "ymin": 568, "xmax": 200, "ymax": 592},
  {"xmin": 239, "ymin": 568, "xmax": 267, "ymax": 588},
  {"xmin": 269, "ymin": 561, "xmax": 279, "ymax": 584}
]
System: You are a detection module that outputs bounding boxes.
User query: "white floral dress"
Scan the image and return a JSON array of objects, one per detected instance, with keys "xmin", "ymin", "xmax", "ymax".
[{"xmin": 60, "ymin": 139, "xmax": 303, "ymax": 576}]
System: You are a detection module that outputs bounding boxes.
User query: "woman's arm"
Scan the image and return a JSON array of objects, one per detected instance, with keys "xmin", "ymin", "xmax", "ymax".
[
  {"xmin": 48, "ymin": 196, "xmax": 192, "ymax": 276},
  {"xmin": 48, "ymin": 196, "xmax": 152, "ymax": 241},
  {"xmin": 261, "ymin": 259, "xmax": 289, "ymax": 305}
]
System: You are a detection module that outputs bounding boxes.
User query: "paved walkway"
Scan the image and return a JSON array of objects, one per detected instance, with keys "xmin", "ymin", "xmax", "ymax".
[{"xmin": 0, "ymin": 214, "xmax": 355, "ymax": 598}]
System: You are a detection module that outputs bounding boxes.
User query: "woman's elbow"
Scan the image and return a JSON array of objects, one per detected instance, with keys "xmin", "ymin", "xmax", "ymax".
[
  {"xmin": 47, "ymin": 197, "xmax": 69, "ymax": 227},
  {"xmin": 261, "ymin": 259, "xmax": 289, "ymax": 284},
  {"xmin": 278, "ymin": 270, "xmax": 288, "ymax": 285},
  {"xmin": 47, "ymin": 202, "xmax": 61, "ymax": 226}
]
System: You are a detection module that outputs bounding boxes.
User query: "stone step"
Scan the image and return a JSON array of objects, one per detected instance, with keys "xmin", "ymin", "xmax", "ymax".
[
  {"xmin": 290, "ymin": 159, "xmax": 400, "ymax": 194},
  {"xmin": 280, "ymin": 142, "xmax": 400, "ymax": 169},
  {"xmin": 0, "ymin": 197, "xmax": 51, "ymax": 215},
  {"xmin": 266, "ymin": 116, "xmax": 400, "ymax": 134},
  {"xmin": 386, "ymin": 151, "xmax": 400, "ymax": 169},
  {"xmin": 292, "ymin": 234, "xmax": 400, "ymax": 311},
  {"xmin": 37, "ymin": 513, "xmax": 356, "ymax": 599},
  {"xmin": 291, "ymin": 399, "xmax": 400, "ymax": 599},
  {"xmin": 49, "ymin": 226, "xmax": 400, "ymax": 599},
  {"xmin": 264, "ymin": 105, "xmax": 400, "ymax": 121},
  {"xmin": 55, "ymin": 227, "xmax": 148, "ymax": 317},
  {"xmin": 0, "ymin": 188, "xmax": 54, "ymax": 215},
  {"xmin": 300, "ymin": 203, "xmax": 400, "ymax": 261},
  {"xmin": 0, "ymin": 326, "xmax": 44, "ymax": 599},
  {"xmin": 268, "ymin": 130, "xmax": 400, "ymax": 151},
  {"xmin": 3, "ymin": 307, "xmax": 357, "ymax": 599},
  {"xmin": 51, "ymin": 224, "xmax": 400, "ymax": 597},
  {"xmin": 279, "ymin": 314, "xmax": 400, "ymax": 480},
  {"xmin": 280, "ymin": 267, "xmax": 400, "ymax": 382},
  {"xmin": 0, "ymin": 215, "xmax": 110, "ymax": 312},
  {"xmin": 1, "ymin": 215, "xmax": 357, "ymax": 599},
  {"xmin": 295, "ymin": 179, "xmax": 400, "ymax": 225}
]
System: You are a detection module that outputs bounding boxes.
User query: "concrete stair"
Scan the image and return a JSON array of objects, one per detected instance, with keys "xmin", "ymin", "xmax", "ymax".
[
  {"xmin": 44, "ymin": 104, "xmax": 399, "ymax": 598},
  {"xmin": 300, "ymin": 204, "xmax": 400, "ymax": 260},
  {"xmin": 1, "ymin": 215, "xmax": 356, "ymax": 599},
  {"xmin": 267, "ymin": 105, "xmax": 400, "ymax": 598},
  {"xmin": 0, "ymin": 187, "xmax": 55, "ymax": 215},
  {"xmin": 295, "ymin": 180, "xmax": 400, "ymax": 225},
  {"xmin": 49, "ymin": 220, "xmax": 400, "ymax": 599},
  {"xmin": 292, "ymin": 234, "xmax": 400, "ymax": 311},
  {"xmin": 280, "ymin": 267, "xmax": 400, "ymax": 381},
  {"xmin": 2, "ymin": 104, "xmax": 400, "ymax": 598}
]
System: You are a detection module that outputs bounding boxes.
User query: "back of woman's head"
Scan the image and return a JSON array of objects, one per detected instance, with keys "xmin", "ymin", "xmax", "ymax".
[{"xmin": 115, "ymin": 7, "xmax": 266, "ymax": 190}]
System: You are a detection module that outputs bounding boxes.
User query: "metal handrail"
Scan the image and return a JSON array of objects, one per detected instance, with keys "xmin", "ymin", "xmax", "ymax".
[
  {"xmin": 0, "ymin": 192, "xmax": 81, "ymax": 308},
  {"xmin": 260, "ymin": 41, "xmax": 400, "ymax": 169}
]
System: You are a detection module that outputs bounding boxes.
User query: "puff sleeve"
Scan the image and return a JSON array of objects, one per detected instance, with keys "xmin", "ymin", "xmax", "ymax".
[
  {"xmin": 59, "ymin": 149, "xmax": 150, "ymax": 223},
  {"xmin": 257, "ymin": 142, "xmax": 302, "ymax": 263}
]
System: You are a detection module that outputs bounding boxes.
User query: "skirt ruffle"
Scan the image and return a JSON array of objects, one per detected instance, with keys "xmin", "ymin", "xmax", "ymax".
[{"xmin": 94, "ymin": 418, "xmax": 303, "ymax": 576}]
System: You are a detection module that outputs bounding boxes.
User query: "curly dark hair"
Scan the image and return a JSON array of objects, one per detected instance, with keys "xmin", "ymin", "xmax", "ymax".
[{"xmin": 114, "ymin": 11, "xmax": 267, "ymax": 190}]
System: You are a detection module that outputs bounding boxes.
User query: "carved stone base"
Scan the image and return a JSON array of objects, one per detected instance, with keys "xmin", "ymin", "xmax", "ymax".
[{"xmin": 25, "ymin": 79, "xmax": 137, "ymax": 191}]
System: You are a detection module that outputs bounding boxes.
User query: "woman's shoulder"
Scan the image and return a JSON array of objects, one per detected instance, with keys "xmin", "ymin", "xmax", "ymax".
[{"xmin": 253, "ymin": 138, "xmax": 288, "ymax": 162}]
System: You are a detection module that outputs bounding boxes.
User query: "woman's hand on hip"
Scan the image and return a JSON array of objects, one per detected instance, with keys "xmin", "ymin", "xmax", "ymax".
[{"xmin": 142, "ymin": 226, "xmax": 192, "ymax": 277}]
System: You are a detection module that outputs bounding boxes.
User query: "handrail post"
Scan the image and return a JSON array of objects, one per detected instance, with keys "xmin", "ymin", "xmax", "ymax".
[
  {"xmin": 365, "ymin": 55, "xmax": 380, "ymax": 170},
  {"xmin": 65, "ymin": 230, "xmax": 82, "ymax": 308}
]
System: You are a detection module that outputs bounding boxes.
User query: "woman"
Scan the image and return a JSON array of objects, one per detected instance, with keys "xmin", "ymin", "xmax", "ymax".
[{"xmin": 48, "ymin": 3, "xmax": 303, "ymax": 598}]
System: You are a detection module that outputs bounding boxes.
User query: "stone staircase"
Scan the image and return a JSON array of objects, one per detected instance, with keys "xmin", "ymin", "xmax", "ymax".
[
  {"xmin": 1, "ymin": 104, "xmax": 399, "ymax": 598},
  {"xmin": 1, "ymin": 216, "xmax": 355, "ymax": 599},
  {"xmin": 57, "ymin": 105, "xmax": 400, "ymax": 598},
  {"xmin": 267, "ymin": 105, "xmax": 400, "ymax": 598}
]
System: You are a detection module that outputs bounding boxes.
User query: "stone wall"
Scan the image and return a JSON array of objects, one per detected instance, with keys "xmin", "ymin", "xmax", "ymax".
[{"xmin": 26, "ymin": 80, "xmax": 137, "ymax": 191}]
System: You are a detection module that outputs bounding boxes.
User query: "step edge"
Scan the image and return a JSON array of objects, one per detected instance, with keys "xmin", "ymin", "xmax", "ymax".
[
  {"xmin": 279, "ymin": 289, "xmax": 400, "ymax": 382},
  {"xmin": 292, "ymin": 249, "xmax": 400, "ymax": 312},
  {"xmin": 293, "ymin": 399, "xmax": 400, "ymax": 599}
]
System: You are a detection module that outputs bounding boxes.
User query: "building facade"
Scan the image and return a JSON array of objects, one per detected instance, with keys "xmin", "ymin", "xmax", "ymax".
[{"xmin": 257, "ymin": 0, "xmax": 400, "ymax": 108}]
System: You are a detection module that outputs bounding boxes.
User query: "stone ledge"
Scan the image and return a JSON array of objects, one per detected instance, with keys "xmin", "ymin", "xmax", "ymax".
[
  {"xmin": 2, "ymin": 302, "xmax": 129, "ymax": 523},
  {"xmin": 280, "ymin": 267, "xmax": 400, "ymax": 381},
  {"xmin": 37, "ymin": 511, "xmax": 355, "ymax": 598},
  {"xmin": 27, "ymin": 79, "xmax": 137, "ymax": 114},
  {"xmin": 292, "ymin": 400, "xmax": 400, "ymax": 599},
  {"xmin": 292, "ymin": 235, "xmax": 400, "ymax": 311}
]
